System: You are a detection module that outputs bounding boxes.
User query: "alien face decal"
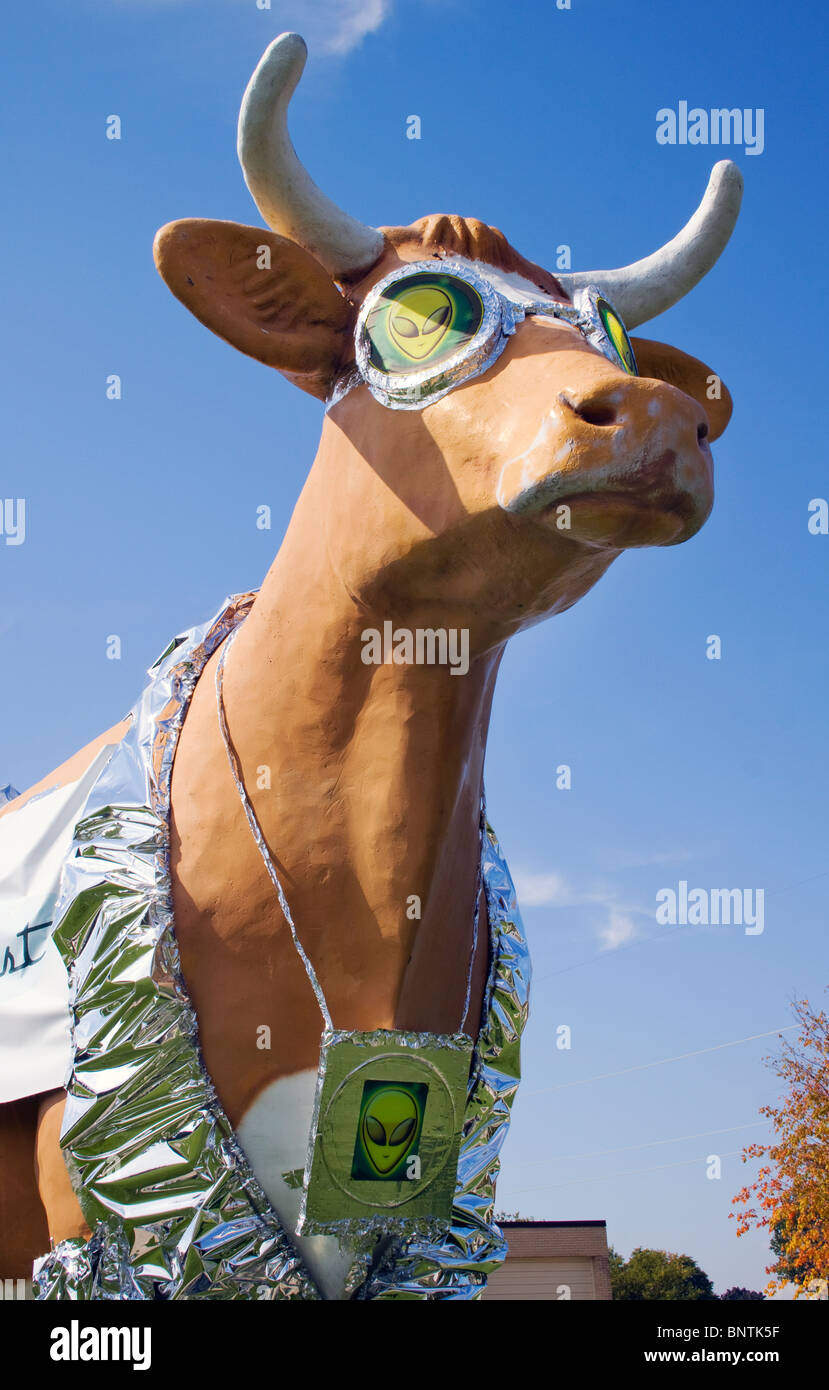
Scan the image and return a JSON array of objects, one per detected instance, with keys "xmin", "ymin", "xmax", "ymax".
[
  {"xmin": 363, "ymin": 272, "xmax": 485, "ymax": 376},
  {"xmin": 596, "ymin": 296, "xmax": 638, "ymax": 375},
  {"xmin": 302, "ymin": 1034, "xmax": 473, "ymax": 1229},
  {"xmin": 386, "ymin": 283, "xmax": 456, "ymax": 363},
  {"xmin": 351, "ymin": 1080, "xmax": 428, "ymax": 1181}
]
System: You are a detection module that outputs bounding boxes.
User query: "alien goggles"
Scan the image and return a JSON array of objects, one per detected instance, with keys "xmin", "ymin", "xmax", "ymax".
[{"xmin": 330, "ymin": 259, "xmax": 638, "ymax": 412}]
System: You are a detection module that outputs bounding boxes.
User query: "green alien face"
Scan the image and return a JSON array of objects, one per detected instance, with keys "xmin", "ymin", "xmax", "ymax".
[
  {"xmin": 303, "ymin": 1034, "xmax": 474, "ymax": 1229},
  {"xmin": 363, "ymin": 272, "xmax": 485, "ymax": 377},
  {"xmin": 351, "ymin": 1081, "xmax": 427, "ymax": 1181}
]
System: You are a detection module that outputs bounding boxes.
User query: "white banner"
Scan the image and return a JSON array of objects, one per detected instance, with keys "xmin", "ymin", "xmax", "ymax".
[{"xmin": 0, "ymin": 746, "xmax": 115, "ymax": 1103}]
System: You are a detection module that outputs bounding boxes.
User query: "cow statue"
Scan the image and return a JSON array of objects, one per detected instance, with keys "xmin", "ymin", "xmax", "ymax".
[{"xmin": 0, "ymin": 34, "xmax": 741, "ymax": 1300}]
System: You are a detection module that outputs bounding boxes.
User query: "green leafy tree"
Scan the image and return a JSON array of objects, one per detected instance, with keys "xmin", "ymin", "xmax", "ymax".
[
  {"xmin": 720, "ymin": 1287, "xmax": 765, "ymax": 1300},
  {"xmin": 609, "ymin": 1246, "xmax": 716, "ymax": 1300}
]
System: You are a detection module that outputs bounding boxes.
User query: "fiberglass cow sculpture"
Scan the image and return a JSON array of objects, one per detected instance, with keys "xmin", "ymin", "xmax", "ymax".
[{"xmin": 0, "ymin": 34, "xmax": 741, "ymax": 1299}]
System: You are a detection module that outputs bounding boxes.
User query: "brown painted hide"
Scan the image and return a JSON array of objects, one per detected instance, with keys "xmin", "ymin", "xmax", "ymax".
[{"xmin": 153, "ymin": 212, "xmax": 732, "ymax": 1130}]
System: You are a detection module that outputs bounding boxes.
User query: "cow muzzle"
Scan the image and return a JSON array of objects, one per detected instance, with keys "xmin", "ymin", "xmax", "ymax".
[{"xmin": 496, "ymin": 376, "xmax": 714, "ymax": 549}]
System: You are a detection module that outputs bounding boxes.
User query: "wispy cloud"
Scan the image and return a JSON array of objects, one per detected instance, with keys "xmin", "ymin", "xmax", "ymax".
[
  {"xmin": 512, "ymin": 871, "xmax": 570, "ymax": 908},
  {"xmin": 598, "ymin": 908, "xmax": 638, "ymax": 950},
  {"xmin": 319, "ymin": 0, "xmax": 392, "ymax": 54},
  {"xmin": 108, "ymin": 0, "xmax": 394, "ymax": 55},
  {"xmin": 512, "ymin": 866, "xmax": 648, "ymax": 951}
]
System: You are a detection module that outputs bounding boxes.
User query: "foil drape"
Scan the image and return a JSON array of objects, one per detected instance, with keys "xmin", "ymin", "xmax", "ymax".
[{"xmin": 33, "ymin": 593, "xmax": 531, "ymax": 1300}]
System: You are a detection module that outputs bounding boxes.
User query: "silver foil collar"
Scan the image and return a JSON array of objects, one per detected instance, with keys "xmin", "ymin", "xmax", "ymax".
[{"xmin": 32, "ymin": 592, "xmax": 531, "ymax": 1300}]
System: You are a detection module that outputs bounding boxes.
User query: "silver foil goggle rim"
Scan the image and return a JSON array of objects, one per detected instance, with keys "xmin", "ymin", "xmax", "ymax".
[{"xmin": 328, "ymin": 259, "xmax": 638, "ymax": 411}]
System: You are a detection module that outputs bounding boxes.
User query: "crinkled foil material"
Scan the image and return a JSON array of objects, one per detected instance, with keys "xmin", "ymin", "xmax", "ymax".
[{"xmin": 32, "ymin": 593, "xmax": 531, "ymax": 1300}]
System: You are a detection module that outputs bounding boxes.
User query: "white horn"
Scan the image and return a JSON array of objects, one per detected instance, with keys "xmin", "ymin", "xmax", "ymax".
[
  {"xmin": 237, "ymin": 33, "xmax": 385, "ymax": 279},
  {"xmin": 557, "ymin": 161, "xmax": 743, "ymax": 329}
]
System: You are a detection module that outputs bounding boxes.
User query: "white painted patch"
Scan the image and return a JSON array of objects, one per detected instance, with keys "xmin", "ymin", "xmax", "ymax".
[
  {"xmin": 237, "ymin": 1069, "xmax": 357, "ymax": 1301},
  {"xmin": 445, "ymin": 256, "xmax": 566, "ymax": 307},
  {"xmin": 496, "ymin": 402, "xmax": 577, "ymax": 514}
]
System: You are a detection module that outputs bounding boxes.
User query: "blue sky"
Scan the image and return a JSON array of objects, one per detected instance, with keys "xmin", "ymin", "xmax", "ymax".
[{"xmin": 2, "ymin": 0, "xmax": 827, "ymax": 1295}]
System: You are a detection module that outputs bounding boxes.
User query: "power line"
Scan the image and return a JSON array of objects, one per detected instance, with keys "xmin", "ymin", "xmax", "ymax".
[
  {"xmin": 523, "ymin": 1026, "xmax": 797, "ymax": 1097},
  {"xmin": 501, "ymin": 1150, "xmax": 745, "ymax": 1197},
  {"xmin": 767, "ymin": 868, "xmax": 829, "ymax": 898},
  {"xmin": 534, "ymin": 926, "xmax": 675, "ymax": 982},
  {"xmin": 509, "ymin": 1120, "xmax": 769, "ymax": 1168}
]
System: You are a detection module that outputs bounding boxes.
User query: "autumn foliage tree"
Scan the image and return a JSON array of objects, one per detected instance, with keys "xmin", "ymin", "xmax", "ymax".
[{"xmin": 731, "ymin": 995, "xmax": 829, "ymax": 1298}]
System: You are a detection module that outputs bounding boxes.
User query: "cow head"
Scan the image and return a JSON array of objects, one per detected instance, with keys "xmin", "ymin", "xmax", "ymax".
[{"xmin": 154, "ymin": 34, "xmax": 742, "ymax": 647}]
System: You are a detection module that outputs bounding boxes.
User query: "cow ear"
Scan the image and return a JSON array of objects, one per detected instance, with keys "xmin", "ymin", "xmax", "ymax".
[
  {"xmin": 153, "ymin": 219, "xmax": 352, "ymax": 400},
  {"xmin": 630, "ymin": 338, "xmax": 733, "ymax": 441}
]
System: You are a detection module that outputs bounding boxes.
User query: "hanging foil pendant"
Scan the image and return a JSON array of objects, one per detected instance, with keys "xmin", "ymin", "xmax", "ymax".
[{"xmin": 299, "ymin": 1028, "xmax": 474, "ymax": 1239}]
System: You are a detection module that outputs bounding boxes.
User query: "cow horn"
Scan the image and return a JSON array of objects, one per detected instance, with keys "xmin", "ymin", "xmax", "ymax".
[
  {"xmin": 557, "ymin": 161, "xmax": 743, "ymax": 329},
  {"xmin": 237, "ymin": 33, "xmax": 385, "ymax": 280}
]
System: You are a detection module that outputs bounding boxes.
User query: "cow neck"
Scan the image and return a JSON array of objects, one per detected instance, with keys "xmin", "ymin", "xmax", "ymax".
[
  {"xmin": 215, "ymin": 624, "xmax": 484, "ymax": 1034},
  {"xmin": 213, "ymin": 481, "xmax": 502, "ymax": 1035}
]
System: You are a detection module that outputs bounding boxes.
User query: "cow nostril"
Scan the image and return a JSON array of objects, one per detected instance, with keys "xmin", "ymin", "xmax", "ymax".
[
  {"xmin": 566, "ymin": 399, "xmax": 618, "ymax": 428},
  {"xmin": 697, "ymin": 419, "xmax": 709, "ymax": 443}
]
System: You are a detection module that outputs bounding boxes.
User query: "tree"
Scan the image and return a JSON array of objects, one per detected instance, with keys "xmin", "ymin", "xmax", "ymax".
[
  {"xmin": 609, "ymin": 1246, "xmax": 716, "ymax": 1300},
  {"xmin": 731, "ymin": 995, "xmax": 829, "ymax": 1298},
  {"xmin": 769, "ymin": 1215, "xmax": 804, "ymax": 1283},
  {"xmin": 720, "ymin": 1287, "xmax": 765, "ymax": 1300}
]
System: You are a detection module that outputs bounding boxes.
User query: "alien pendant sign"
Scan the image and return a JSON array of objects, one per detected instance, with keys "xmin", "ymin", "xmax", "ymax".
[{"xmin": 297, "ymin": 1029, "xmax": 474, "ymax": 1236}]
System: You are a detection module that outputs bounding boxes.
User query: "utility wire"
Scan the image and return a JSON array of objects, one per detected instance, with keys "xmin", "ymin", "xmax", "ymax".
[
  {"xmin": 535, "ymin": 928, "xmax": 676, "ymax": 982},
  {"xmin": 509, "ymin": 1119, "xmax": 769, "ymax": 1168},
  {"xmin": 502, "ymin": 1150, "xmax": 744, "ymax": 1197},
  {"xmin": 533, "ymin": 867, "xmax": 829, "ymax": 983},
  {"xmin": 522, "ymin": 1026, "xmax": 797, "ymax": 1097}
]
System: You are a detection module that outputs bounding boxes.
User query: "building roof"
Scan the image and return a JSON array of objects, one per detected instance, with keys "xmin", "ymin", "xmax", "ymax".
[{"xmin": 499, "ymin": 1219, "xmax": 607, "ymax": 1229}]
